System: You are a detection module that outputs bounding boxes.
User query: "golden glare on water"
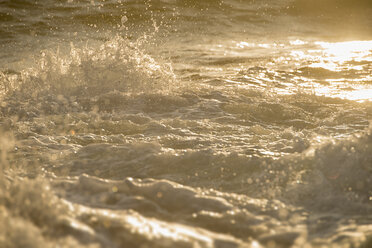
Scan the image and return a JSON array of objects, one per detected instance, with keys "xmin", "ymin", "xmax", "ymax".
[
  {"xmin": 125, "ymin": 215, "xmax": 214, "ymax": 244},
  {"xmin": 316, "ymin": 40, "xmax": 372, "ymax": 63},
  {"xmin": 311, "ymin": 41, "xmax": 372, "ymax": 101},
  {"xmin": 287, "ymin": 40, "xmax": 372, "ymax": 101},
  {"xmin": 233, "ymin": 40, "xmax": 372, "ymax": 101},
  {"xmin": 315, "ymin": 84, "xmax": 372, "ymax": 102}
]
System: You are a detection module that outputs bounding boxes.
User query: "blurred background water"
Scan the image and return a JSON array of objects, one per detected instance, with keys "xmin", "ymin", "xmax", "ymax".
[{"xmin": 1, "ymin": 0, "xmax": 372, "ymax": 247}]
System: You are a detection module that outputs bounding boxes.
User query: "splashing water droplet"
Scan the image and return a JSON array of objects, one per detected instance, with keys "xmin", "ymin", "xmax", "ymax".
[
  {"xmin": 121, "ymin": 16, "xmax": 128, "ymax": 25},
  {"xmin": 120, "ymin": 16, "xmax": 128, "ymax": 31}
]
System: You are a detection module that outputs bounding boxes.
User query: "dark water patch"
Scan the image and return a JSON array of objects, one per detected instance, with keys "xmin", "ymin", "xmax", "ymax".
[{"xmin": 288, "ymin": 0, "xmax": 372, "ymax": 15}]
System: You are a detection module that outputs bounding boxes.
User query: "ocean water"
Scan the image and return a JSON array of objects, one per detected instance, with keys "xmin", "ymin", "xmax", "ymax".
[{"xmin": 1, "ymin": 0, "xmax": 372, "ymax": 247}]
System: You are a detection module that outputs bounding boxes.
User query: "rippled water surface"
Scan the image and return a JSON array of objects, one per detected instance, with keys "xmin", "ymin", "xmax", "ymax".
[{"xmin": 1, "ymin": 1, "xmax": 372, "ymax": 247}]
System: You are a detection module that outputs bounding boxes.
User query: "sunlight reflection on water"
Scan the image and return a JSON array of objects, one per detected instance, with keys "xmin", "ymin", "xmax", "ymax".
[
  {"xmin": 232, "ymin": 40, "xmax": 372, "ymax": 101},
  {"xmin": 310, "ymin": 41, "xmax": 372, "ymax": 101},
  {"xmin": 316, "ymin": 40, "xmax": 372, "ymax": 63}
]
